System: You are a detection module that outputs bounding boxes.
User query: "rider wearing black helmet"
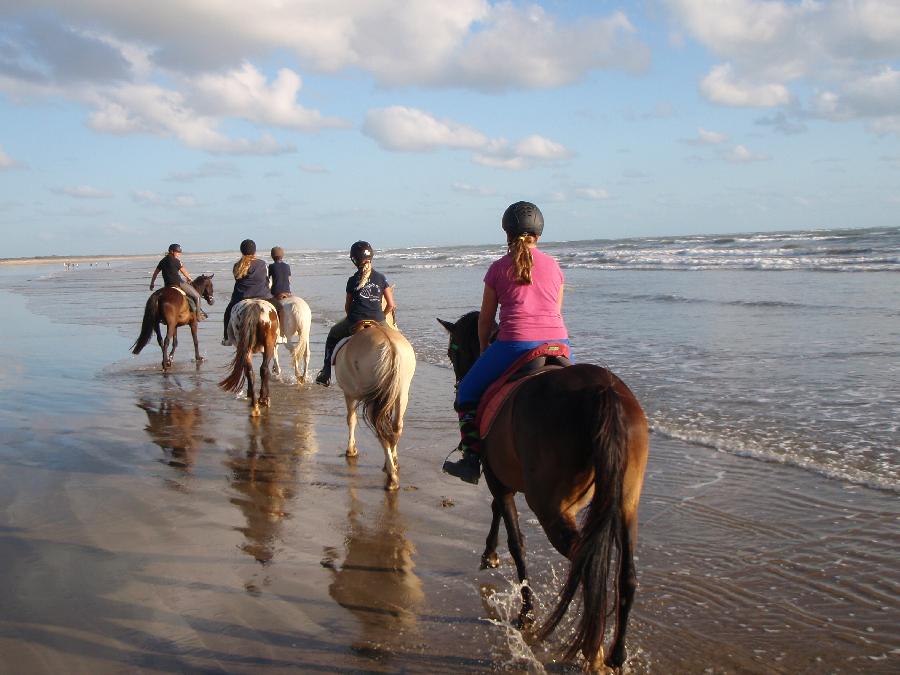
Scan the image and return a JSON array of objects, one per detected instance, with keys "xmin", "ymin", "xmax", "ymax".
[
  {"xmin": 314, "ymin": 241, "xmax": 396, "ymax": 386},
  {"xmin": 149, "ymin": 243, "xmax": 207, "ymax": 319},
  {"xmin": 443, "ymin": 201, "xmax": 569, "ymax": 484},
  {"xmin": 222, "ymin": 239, "xmax": 277, "ymax": 345}
]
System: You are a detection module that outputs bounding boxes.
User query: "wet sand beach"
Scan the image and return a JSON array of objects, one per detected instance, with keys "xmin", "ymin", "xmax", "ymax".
[{"xmin": 0, "ymin": 260, "xmax": 897, "ymax": 674}]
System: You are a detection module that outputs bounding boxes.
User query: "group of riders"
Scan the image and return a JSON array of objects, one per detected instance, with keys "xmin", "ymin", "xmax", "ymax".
[{"xmin": 149, "ymin": 201, "xmax": 569, "ymax": 486}]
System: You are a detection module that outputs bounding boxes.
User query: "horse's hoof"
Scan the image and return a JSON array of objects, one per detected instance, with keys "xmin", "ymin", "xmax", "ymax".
[
  {"xmin": 196, "ymin": 356, "xmax": 205, "ymax": 363},
  {"xmin": 260, "ymin": 397, "xmax": 270, "ymax": 408},
  {"xmin": 514, "ymin": 609, "xmax": 535, "ymax": 631},
  {"xmin": 250, "ymin": 406, "xmax": 260, "ymax": 418},
  {"xmin": 480, "ymin": 552, "xmax": 500, "ymax": 569},
  {"xmin": 385, "ymin": 476, "xmax": 400, "ymax": 491}
]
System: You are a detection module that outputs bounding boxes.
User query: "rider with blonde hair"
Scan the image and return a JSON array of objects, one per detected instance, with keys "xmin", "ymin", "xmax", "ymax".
[
  {"xmin": 315, "ymin": 241, "xmax": 396, "ymax": 386},
  {"xmin": 443, "ymin": 201, "xmax": 570, "ymax": 484},
  {"xmin": 222, "ymin": 239, "xmax": 274, "ymax": 345}
]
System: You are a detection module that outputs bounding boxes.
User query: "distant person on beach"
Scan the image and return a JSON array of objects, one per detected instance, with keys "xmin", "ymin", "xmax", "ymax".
[
  {"xmin": 315, "ymin": 240, "xmax": 396, "ymax": 386},
  {"xmin": 150, "ymin": 244, "xmax": 207, "ymax": 320},
  {"xmin": 443, "ymin": 201, "xmax": 570, "ymax": 484},
  {"xmin": 268, "ymin": 246, "xmax": 292, "ymax": 337},
  {"xmin": 222, "ymin": 239, "xmax": 276, "ymax": 345}
]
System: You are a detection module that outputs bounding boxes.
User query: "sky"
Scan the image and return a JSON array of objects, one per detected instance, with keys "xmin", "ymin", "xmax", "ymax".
[{"xmin": 0, "ymin": 0, "xmax": 898, "ymax": 257}]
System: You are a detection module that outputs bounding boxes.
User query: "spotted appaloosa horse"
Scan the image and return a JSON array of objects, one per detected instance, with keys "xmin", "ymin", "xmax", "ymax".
[
  {"xmin": 333, "ymin": 319, "xmax": 416, "ymax": 491},
  {"xmin": 439, "ymin": 311, "xmax": 649, "ymax": 672},
  {"xmin": 219, "ymin": 299, "xmax": 280, "ymax": 417},
  {"xmin": 272, "ymin": 295, "xmax": 312, "ymax": 384},
  {"xmin": 131, "ymin": 274, "xmax": 215, "ymax": 370}
]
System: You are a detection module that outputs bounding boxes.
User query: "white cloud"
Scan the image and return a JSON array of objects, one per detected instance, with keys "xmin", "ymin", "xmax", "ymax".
[
  {"xmin": 451, "ymin": 182, "xmax": 496, "ymax": 196},
  {"xmin": 0, "ymin": 146, "xmax": 22, "ymax": 169},
  {"xmin": 132, "ymin": 190, "xmax": 197, "ymax": 207},
  {"xmin": 574, "ymin": 187, "xmax": 610, "ymax": 200},
  {"xmin": 189, "ymin": 64, "xmax": 348, "ymax": 130},
  {"xmin": 55, "ymin": 185, "xmax": 112, "ymax": 198},
  {"xmin": 723, "ymin": 144, "xmax": 770, "ymax": 163},
  {"xmin": 17, "ymin": 1, "xmax": 648, "ymax": 91},
  {"xmin": 683, "ymin": 127, "xmax": 728, "ymax": 145},
  {"xmin": 363, "ymin": 107, "xmax": 572, "ymax": 170},
  {"xmin": 362, "ymin": 106, "xmax": 488, "ymax": 152},
  {"xmin": 699, "ymin": 64, "xmax": 790, "ymax": 108},
  {"xmin": 668, "ymin": 0, "xmax": 900, "ymax": 130},
  {"xmin": 165, "ymin": 161, "xmax": 239, "ymax": 182},
  {"xmin": 299, "ymin": 164, "xmax": 329, "ymax": 174}
]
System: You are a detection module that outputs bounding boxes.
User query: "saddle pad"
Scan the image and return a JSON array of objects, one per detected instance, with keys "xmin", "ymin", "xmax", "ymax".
[
  {"xmin": 171, "ymin": 286, "xmax": 187, "ymax": 297},
  {"xmin": 477, "ymin": 342, "xmax": 571, "ymax": 438},
  {"xmin": 331, "ymin": 336, "xmax": 352, "ymax": 366}
]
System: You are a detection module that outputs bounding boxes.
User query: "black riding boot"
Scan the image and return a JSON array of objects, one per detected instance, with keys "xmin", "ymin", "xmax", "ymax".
[
  {"xmin": 315, "ymin": 326, "xmax": 343, "ymax": 386},
  {"xmin": 443, "ymin": 401, "xmax": 481, "ymax": 485}
]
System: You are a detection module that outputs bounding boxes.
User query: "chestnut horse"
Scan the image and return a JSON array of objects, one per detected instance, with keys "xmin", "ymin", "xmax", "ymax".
[
  {"xmin": 219, "ymin": 299, "xmax": 280, "ymax": 417},
  {"xmin": 131, "ymin": 274, "xmax": 215, "ymax": 370},
  {"xmin": 272, "ymin": 295, "xmax": 312, "ymax": 384},
  {"xmin": 438, "ymin": 311, "xmax": 649, "ymax": 672},
  {"xmin": 333, "ymin": 319, "xmax": 416, "ymax": 491}
]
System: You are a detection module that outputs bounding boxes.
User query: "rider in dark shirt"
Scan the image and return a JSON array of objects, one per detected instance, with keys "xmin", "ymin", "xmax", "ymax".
[
  {"xmin": 149, "ymin": 244, "xmax": 207, "ymax": 319},
  {"xmin": 222, "ymin": 239, "xmax": 274, "ymax": 344},
  {"xmin": 315, "ymin": 241, "xmax": 395, "ymax": 386},
  {"xmin": 268, "ymin": 246, "xmax": 292, "ymax": 338}
]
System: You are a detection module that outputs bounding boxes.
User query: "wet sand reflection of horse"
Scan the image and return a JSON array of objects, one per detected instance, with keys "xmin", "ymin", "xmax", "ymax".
[
  {"xmin": 333, "ymin": 318, "xmax": 416, "ymax": 491},
  {"xmin": 322, "ymin": 478, "xmax": 423, "ymax": 652},
  {"xmin": 131, "ymin": 274, "xmax": 215, "ymax": 371},
  {"xmin": 137, "ymin": 397, "xmax": 204, "ymax": 473},
  {"xmin": 227, "ymin": 414, "xmax": 319, "ymax": 565},
  {"xmin": 219, "ymin": 299, "xmax": 280, "ymax": 417},
  {"xmin": 439, "ymin": 311, "xmax": 649, "ymax": 673}
]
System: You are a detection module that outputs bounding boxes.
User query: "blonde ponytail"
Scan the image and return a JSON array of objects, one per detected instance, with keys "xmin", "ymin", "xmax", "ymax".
[
  {"xmin": 355, "ymin": 259, "xmax": 373, "ymax": 290},
  {"xmin": 508, "ymin": 234, "xmax": 536, "ymax": 284},
  {"xmin": 233, "ymin": 254, "xmax": 255, "ymax": 280}
]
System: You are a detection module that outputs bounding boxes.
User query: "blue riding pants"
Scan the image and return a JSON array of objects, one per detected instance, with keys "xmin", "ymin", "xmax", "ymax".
[{"xmin": 456, "ymin": 339, "xmax": 572, "ymax": 406}]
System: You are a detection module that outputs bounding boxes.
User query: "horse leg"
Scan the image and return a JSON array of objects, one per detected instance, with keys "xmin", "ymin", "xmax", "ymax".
[
  {"xmin": 607, "ymin": 511, "xmax": 638, "ymax": 668},
  {"xmin": 169, "ymin": 329, "xmax": 178, "ymax": 362},
  {"xmin": 343, "ymin": 393, "xmax": 358, "ymax": 457},
  {"xmin": 272, "ymin": 343, "xmax": 281, "ymax": 377},
  {"xmin": 381, "ymin": 436, "xmax": 399, "ymax": 492},
  {"xmin": 190, "ymin": 319, "xmax": 204, "ymax": 363},
  {"xmin": 259, "ymin": 345, "xmax": 273, "ymax": 407},
  {"xmin": 161, "ymin": 324, "xmax": 174, "ymax": 370},
  {"xmin": 292, "ymin": 342, "xmax": 302, "ymax": 383},
  {"xmin": 245, "ymin": 354, "xmax": 259, "ymax": 417},
  {"xmin": 301, "ymin": 334, "xmax": 310, "ymax": 383},
  {"xmin": 497, "ymin": 488, "xmax": 534, "ymax": 627},
  {"xmin": 480, "ymin": 497, "xmax": 503, "ymax": 569}
]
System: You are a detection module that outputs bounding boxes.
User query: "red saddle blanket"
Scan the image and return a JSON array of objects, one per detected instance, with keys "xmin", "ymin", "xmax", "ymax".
[{"xmin": 476, "ymin": 342, "xmax": 570, "ymax": 438}]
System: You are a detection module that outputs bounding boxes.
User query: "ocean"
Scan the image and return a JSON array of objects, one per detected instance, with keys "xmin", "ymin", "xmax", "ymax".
[{"xmin": 0, "ymin": 225, "xmax": 897, "ymax": 673}]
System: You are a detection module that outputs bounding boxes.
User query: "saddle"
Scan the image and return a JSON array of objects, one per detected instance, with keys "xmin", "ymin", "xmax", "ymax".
[
  {"xmin": 332, "ymin": 320, "xmax": 381, "ymax": 365},
  {"xmin": 477, "ymin": 342, "xmax": 571, "ymax": 438}
]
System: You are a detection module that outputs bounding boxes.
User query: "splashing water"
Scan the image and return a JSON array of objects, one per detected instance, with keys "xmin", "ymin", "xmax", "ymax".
[{"xmin": 481, "ymin": 578, "xmax": 546, "ymax": 673}]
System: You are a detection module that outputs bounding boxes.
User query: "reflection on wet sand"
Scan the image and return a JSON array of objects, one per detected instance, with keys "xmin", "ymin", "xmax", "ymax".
[
  {"xmin": 226, "ymin": 414, "xmax": 319, "ymax": 565},
  {"xmin": 137, "ymin": 397, "xmax": 203, "ymax": 471},
  {"xmin": 323, "ymin": 473, "xmax": 424, "ymax": 656}
]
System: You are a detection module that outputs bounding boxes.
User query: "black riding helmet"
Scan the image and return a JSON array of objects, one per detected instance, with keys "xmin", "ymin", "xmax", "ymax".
[
  {"xmin": 501, "ymin": 201, "xmax": 544, "ymax": 238},
  {"xmin": 168, "ymin": 243, "xmax": 182, "ymax": 253},
  {"xmin": 350, "ymin": 240, "xmax": 373, "ymax": 266},
  {"xmin": 240, "ymin": 239, "xmax": 256, "ymax": 255}
]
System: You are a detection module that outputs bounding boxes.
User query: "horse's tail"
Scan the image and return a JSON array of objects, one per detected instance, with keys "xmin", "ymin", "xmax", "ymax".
[
  {"xmin": 218, "ymin": 303, "xmax": 259, "ymax": 393},
  {"xmin": 360, "ymin": 328, "xmax": 403, "ymax": 446},
  {"xmin": 131, "ymin": 292, "xmax": 160, "ymax": 354},
  {"xmin": 537, "ymin": 380, "xmax": 628, "ymax": 662}
]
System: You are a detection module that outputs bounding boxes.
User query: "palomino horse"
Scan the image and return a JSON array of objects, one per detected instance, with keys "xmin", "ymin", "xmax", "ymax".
[
  {"xmin": 272, "ymin": 296, "xmax": 312, "ymax": 384},
  {"xmin": 333, "ymin": 318, "xmax": 416, "ymax": 491},
  {"xmin": 131, "ymin": 274, "xmax": 215, "ymax": 370},
  {"xmin": 219, "ymin": 299, "xmax": 280, "ymax": 417},
  {"xmin": 438, "ymin": 311, "xmax": 649, "ymax": 672}
]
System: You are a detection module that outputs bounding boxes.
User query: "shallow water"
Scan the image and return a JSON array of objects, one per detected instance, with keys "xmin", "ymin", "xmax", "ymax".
[{"xmin": 0, "ymin": 230, "xmax": 898, "ymax": 673}]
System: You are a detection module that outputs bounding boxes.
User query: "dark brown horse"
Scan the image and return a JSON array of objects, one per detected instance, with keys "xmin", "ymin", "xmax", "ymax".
[
  {"xmin": 438, "ymin": 311, "xmax": 649, "ymax": 672},
  {"xmin": 219, "ymin": 299, "xmax": 280, "ymax": 417},
  {"xmin": 132, "ymin": 275, "xmax": 215, "ymax": 370}
]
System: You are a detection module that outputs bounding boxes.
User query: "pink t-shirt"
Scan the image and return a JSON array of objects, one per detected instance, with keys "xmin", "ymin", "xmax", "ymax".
[{"xmin": 484, "ymin": 248, "xmax": 568, "ymax": 342}]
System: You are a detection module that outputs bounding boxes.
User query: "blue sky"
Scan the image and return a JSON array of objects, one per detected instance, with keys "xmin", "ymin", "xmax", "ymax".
[{"xmin": 1, "ymin": 0, "xmax": 898, "ymax": 257}]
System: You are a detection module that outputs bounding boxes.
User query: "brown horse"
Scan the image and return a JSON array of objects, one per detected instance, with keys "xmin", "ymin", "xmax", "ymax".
[
  {"xmin": 132, "ymin": 274, "xmax": 215, "ymax": 370},
  {"xmin": 438, "ymin": 311, "xmax": 649, "ymax": 672},
  {"xmin": 219, "ymin": 299, "xmax": 280, "ymax": 417}
]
